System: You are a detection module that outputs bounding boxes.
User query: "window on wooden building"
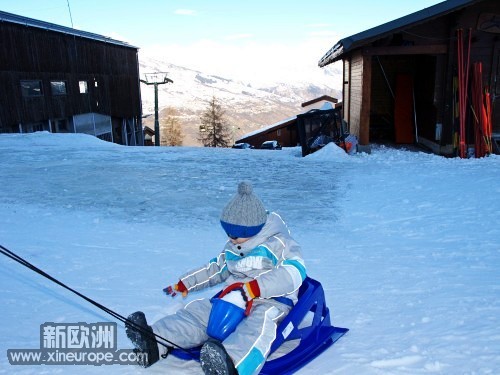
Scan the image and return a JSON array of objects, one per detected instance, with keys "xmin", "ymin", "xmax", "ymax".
[
  {"xmin": 20, "ymin": 80, "xmax": 43, "ymax": 97},
  {"xmin": 50, "ymin": 81, "xmax": 67, "ymax": 96},
  {"xmin": 79, "ymin": 81, "xmax": 88, "ymax": 94}
]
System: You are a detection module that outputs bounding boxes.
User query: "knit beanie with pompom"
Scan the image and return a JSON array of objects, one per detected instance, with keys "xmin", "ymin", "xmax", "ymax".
[{"xmin": 220, "ymin": 181, "xmax": 267, "ymax": 238}]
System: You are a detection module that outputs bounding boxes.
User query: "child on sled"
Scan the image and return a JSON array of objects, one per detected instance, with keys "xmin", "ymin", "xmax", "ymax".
[{"xmin": 126, "ymin": 181, "xmax": 306, "ymax": 375}]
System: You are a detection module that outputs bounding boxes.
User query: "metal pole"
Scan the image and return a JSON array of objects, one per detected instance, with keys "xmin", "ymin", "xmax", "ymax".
[
  {"xmin": 154, "ymin": 83, "xmax": 160, "ymax": 146},
  {"xmin": 376, "ymin": 56, "xmax": 394, "ymax": 100},
  {"xmin": 139, "ymin": 74, "xmax": 173, "ymax": 147}
]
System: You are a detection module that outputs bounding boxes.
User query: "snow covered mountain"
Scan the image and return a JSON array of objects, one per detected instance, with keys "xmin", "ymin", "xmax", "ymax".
[{"xmin": 138, "ymin": 55, "xmax": 342, "ymax": 145}]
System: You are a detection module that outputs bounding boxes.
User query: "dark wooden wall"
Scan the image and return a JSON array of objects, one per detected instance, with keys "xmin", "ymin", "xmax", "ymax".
[
  {"xmin": 238, "ymin": 122, "xmax": 298, "ymax": 148},
  {"xmin": 0, "ymin": 21, "xmax": 140, "ymax": 131}
]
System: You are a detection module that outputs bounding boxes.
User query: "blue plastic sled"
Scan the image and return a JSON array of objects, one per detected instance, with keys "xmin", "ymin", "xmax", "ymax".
[{"xmin": 170, "ymin": 277, "xmax": 348, "ymax": 374}]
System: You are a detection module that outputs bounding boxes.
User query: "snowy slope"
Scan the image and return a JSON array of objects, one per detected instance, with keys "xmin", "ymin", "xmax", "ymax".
[{"xmin": 0, "ymin": 133, "xmax": 499, "ymax": 374}]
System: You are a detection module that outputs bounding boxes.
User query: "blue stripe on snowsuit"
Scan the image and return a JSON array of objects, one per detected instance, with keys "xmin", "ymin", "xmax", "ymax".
[
  {"xmin": 226, "ymin": 245, "xmax": 278, "ymax": 265},
  {"xmin": 283, "ymin": 259, "xmax": 306, "ymax": 281},
  {"xmin": 236, "ymin": 347, "xmax": 265, "ymax": 375},
  {"xmin": 207, "ymin": 256, "xmax": 227, "ymax": 276}
]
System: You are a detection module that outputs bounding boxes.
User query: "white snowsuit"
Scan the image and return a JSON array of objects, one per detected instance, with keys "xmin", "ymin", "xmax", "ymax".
[{"xmin": 152, "ymin": 212, "xmax": 306, "ymax": 375}]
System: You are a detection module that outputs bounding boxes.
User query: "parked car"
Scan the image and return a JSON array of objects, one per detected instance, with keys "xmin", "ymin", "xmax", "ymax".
[
  {"xmin": 232, "ymin": 143, "xmax": 253, "ymax": 149},
  {"xmin": 260, "ymin": 140, "xmax": 282, "ymax": 150}
]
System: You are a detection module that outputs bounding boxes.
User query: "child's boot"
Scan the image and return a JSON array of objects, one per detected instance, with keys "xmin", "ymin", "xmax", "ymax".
[
  {"xmin": 200, "ymin": 338, "xmax": 237, "ymax": 375},
  {"xmin": 125, "ymin": 311, "xmax": 161, "ymax": 367}
]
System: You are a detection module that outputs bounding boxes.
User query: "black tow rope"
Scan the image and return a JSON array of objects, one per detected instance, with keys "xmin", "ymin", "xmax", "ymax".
[{"xmin": 0, "ymin": 244, "xmax": 196, "ymax": 359}]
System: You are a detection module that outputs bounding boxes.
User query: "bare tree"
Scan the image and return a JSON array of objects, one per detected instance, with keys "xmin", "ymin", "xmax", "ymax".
[
  {"xmin": 160, "ymin": 107, "xmax": 184, "ymax": 146},
  {"xmin": 198, "ymin": 96, "xmax": 232, "ymax": 147}
]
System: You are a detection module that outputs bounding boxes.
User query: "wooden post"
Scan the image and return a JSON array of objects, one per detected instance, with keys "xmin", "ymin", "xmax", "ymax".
[{"xmin": 359, "ymin": 54, "xmax": 372, "ymax": 145}]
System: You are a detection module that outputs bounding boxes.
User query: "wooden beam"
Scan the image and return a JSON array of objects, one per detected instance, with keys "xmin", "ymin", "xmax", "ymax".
[
  {"xmin": 360, "ymin": 54, "xmax": 372, "ymax": 145},
  {"xmin": 363, "ymin": 44, "xmax": 448, "ymax": 56},
  {"xmin": 345, "ymin": 58, "xmax": 350, "ymax": 127}
]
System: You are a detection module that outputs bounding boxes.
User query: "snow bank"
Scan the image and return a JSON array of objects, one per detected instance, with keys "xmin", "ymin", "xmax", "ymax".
[
  {"xmin": 0, "ymin": 131, "xmax": 118, "ymax": 149},
  {"xmin": 304, "ymin": 142, "xmax": 350, "ymax": 161}
]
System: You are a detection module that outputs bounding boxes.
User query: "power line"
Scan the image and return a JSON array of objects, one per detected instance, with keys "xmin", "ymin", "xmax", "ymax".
[{"xmin": 66, "ymin": 0, "xmax": 74, "ymax": 28}]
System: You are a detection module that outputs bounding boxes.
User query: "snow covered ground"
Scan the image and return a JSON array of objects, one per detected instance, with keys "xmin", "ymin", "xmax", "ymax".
[{"xmin": 0, "ymin": 132, "xmax": 499, "ymax": 374}]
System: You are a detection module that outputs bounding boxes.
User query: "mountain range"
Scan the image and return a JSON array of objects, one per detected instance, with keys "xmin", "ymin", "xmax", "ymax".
[{"xmin": 138, "ymin": 55, "xmax": 342, "ymax": 146}]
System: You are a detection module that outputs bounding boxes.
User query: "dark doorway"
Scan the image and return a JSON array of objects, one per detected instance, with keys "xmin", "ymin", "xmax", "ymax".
[{"xmin": 369, "ymin": 55, "xmax": 437, "ymax": 144}]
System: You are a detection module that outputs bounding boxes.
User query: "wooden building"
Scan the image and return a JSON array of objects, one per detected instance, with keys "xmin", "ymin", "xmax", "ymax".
[
  {"xmin": 0, "ymin": 11, "xmax": 143, "ymax": 145},
  {"xmin": 319, "ymin": 0, "xmax": 500, "ymax": 156},
  {"xmin": 236, "ymin": 116, "xmax": 299, "ymax": 149},
  {"xmin": 236, "ymin": 97, "xmax": 338, "ymax": 149}
]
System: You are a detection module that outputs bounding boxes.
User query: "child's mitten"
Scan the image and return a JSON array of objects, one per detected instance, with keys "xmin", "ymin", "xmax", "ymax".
[
  {"xmin": 223, "ymin": 280, "xmax": 260, "ymax": 303},
  {"xmin": 220, "ymin": 280, "xmax": 260, "ymax": 316},
  {"xmin": 163, "ymin": 280, "xmax": 188, "ymax": 298},
  {"xmin": 242, "ymin": 280, "xmax": 260, "ymax": 300}
]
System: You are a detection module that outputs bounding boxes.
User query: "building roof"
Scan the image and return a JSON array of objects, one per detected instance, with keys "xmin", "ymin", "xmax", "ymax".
[
  {"xmin": 318, "ymin": 0, "xmax": 478, "ymax": 67},
  {"xmin": 238, "ymin": 96, "xmax": 341, "ymax": 142},
  {"xmin": 301, "ymin": 95, "xmax": 338, "ymax": 107},
  {"xmin": 238, "ymin": 116, "xmax": 297, "ymax": 142},
  {"xmin": 0, "ymin": 10, "xmax": 137, "ymax": 49}
]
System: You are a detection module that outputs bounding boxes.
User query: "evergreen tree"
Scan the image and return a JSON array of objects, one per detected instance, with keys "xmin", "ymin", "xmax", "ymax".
[
  {"xmin": 198, "ymin": 96, "xmax": 232, "ymax": 147},
  {"xmin": 160, "ymin": 107, "xmax": 184, "ymax": 146}
]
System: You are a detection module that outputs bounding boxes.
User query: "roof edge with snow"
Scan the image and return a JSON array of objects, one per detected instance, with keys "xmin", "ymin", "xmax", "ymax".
[
  {"xmin": 0, "ymin": 10, "xmax": 137, "ymax": 49},
  {"xmin": 318, "ymin": 0, "xmax": 477, "ymax": 67}
]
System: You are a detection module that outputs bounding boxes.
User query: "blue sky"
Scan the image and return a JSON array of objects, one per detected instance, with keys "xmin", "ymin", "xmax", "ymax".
[{"xmin": 0, "ymin": 0, "xmax": 443, "ymax": 84}]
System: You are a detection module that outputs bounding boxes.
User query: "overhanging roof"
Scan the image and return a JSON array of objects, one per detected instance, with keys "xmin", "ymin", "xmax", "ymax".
[
  {"xmin": 0, "ymin": 10, "xmax": 137, "ymax": 49},
  {"xmin": 301, "ymin": 95, "xmax": 338, "ymax": 107},
  {"xmin": 238, "ymin": 116, "xmax": 297, "ymax": 142},
  {"xmin": 318, "ymin": 0, "xmax": 479, "ymax": 67}
]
